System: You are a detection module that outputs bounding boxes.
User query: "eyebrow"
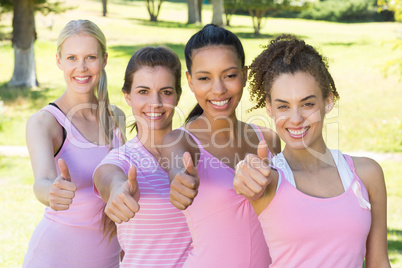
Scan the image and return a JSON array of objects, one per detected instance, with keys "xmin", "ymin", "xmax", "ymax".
[
  {"xmin": 274, "ymin": 95, "xmax": 317, "ymax": 103},
  {"xmin": 135, "ymin": 86, "xmax": 174, "ymax": 90},
  {"xmin": 194, "ymin": 66, "xmax": 239, "ymax": 75}
]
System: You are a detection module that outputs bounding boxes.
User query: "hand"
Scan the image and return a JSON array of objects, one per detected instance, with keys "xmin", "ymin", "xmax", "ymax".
[
  {"xmin": 170, "ymin": 152, "xmax": 199, "ymax": 210},
  {"xmin": 105, "ymin": 165, "xmax": 140, "ymax": 224},
  {"xmin": 233, "ymin": 140, "xmax": 272, "ymax": 201},
  {"xmin": 48, "ymin": 159, "xmax": 77, "ymax": 211}
]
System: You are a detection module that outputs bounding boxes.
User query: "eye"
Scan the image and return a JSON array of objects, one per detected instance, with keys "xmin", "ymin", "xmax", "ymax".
[
  {"xmin": 197, "ymin": 76, "xmax": 209, "ymax": 81},
  {"xmin": 88, "ymin": 55, "xmax": 97, "ymax": 60},
  {"xmin": 67, "ymin": 56, "xmax": 76, "ymax": 60},
  {"xmin": 277, "ymin": 105, "xmax": 288, "ymax": 110},
  {"xmin": 162, "ymin": 90, "xmax": 173, "ymax": 95},
  {"xmin": 303, "ymin": 102, "xmax": 315, "ymax": 108},
  {"xmin": 226, "ymin": 74, "xmax": 237, "ymax": 79},
  {"xmin": 138, "ymin": 89, "xmax": 148, "ymax": 94}
]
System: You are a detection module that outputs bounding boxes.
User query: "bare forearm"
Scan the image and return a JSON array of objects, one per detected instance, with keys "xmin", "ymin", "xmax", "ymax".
[
  {"xmin": 94, "ymin": 165, "xmax": 127, "ymax": 203},
  {"xmin": 33, "ymin": 178, "xmax": 54, "ymax": 206}
]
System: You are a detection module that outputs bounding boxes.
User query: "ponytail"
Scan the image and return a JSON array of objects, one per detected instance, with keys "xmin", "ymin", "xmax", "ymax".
[{"xmin": 185, "ymin": 103, "xmax": 203, "ymax": 123}]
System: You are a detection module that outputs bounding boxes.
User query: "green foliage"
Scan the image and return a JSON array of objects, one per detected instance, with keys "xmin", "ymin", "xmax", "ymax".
[
  {"xmin": 299, "ymin": 0, "xmax": 375, "ymax": 22},
  {"xmin": 0, "ymin": 0, "xmax": 73, "ymax": 17},
  {"xmin": 378, "ymin": 0, "xmax": 402, "ymax": 21}
]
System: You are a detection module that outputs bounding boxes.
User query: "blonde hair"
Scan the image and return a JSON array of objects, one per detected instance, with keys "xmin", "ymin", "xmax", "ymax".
[{"xmin": 57, "ymin": 19, "xmax": 125, "ymax": 148}]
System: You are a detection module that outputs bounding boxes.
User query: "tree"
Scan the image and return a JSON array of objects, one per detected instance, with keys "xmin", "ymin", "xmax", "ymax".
[
  {"xmin": 187, "ymin": 0, "xmax": 202, "ymax": 24},
  {"xmin": 102, "ymin": 0, "xmax": 107, "ymax": 16},
  {"xmin": 211, "ymin": 0, "xmax": 224, "ymax": 26},
  {"xmin": 240, "ymin": 0, "xmax": 278, "ymax": 36},
  {"xmin": 378, "ymin": 0, "xmax": 402, "ymax": 21},
  {"xmin": 9, "ymin": 0, "xmax": 38, "ymax": 88},
  {"xmin": 224, "ymin": 0, "xmax": 239, "ymax": 26},
  {"xmin": 145, "ymin": 0, "xmax": 164, "ymax": 22},
  {"xmin": 1, "ymin": 0, "xmax": 72, "ymax": 88}
]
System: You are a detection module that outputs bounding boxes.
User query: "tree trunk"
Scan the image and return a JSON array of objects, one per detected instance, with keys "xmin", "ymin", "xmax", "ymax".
[
  {"xmin": 187, "ymin": 0, "xmax": 202, "ymax": 24},
  {"xmin": 102, "ymin": 0, "xmax": 107, "ymax": 17},
  {"xmin": 211, "ymin": 0, "xmax": 224, "ymax": 26},
  {"xmin": 9, "ymin": 0, "xmax": 38, "ymax": 88}
]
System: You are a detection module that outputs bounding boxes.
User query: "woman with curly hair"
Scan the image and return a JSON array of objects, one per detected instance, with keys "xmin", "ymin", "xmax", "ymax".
[{"xmin": 233, "ymin": 34, "xmax": 390, "ymax": 267}]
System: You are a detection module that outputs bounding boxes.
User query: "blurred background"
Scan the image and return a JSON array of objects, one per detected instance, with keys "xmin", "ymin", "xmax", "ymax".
[{"xmin": 0, "ymin": 0, "xmax": 401, "ymax": 266}]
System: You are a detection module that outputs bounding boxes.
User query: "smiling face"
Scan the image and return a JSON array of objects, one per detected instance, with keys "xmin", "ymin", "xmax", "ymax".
[
  {"xmin": 124, "ymin": 66, "xmax": 179, "ymax": 133},
  {"xmin": 56, "ymin": 33, "xmax": 106, "ymax": 95},
  {"xmin": 186, "ymin": 45, "xmax": 245, "ymax": 119},
  {"xmin": 267, "ymin": 71, "xmax": 334, "ymax": 151}
]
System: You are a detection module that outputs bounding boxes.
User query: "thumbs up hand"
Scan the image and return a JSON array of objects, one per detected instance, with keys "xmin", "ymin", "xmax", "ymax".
[
  {"xmin": 105, "ymin": 165, "xmax": 141, "ymax": 224},
  {"xmin": 233, "ymin": 140, "xmax": 272, "ymax": 201},
  {"xmin": 170, "ymin": 152, "xmax": 200, "ymax": 210},
  {"xmin": 48, "ymin": 158, "xmax": 77, "ymax": 211}
]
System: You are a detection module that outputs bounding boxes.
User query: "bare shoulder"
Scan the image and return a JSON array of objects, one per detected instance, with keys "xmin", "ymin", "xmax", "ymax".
[
  {"xmin": 351, "ymin": 156, "xmax": 385, "ymax": 192},
  {"xmin": 162, "ymin": 128, "xmax": 197, "ymax": 152},
  {"xmin": 27, "ymin": 110, "xmax": 61, "ymax": 136},
  {"xmin": 256, "ymin": 125, "xmax": 281, "ymax": 155}
]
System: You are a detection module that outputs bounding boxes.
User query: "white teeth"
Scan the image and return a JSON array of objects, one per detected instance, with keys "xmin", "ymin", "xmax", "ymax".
[
  {"xmin": 75, "ymin": 77, "xmax": 89, "ymax": 81},
  {"xmin": 145, "ymin": 113, "xmax": 162, "ymax": 117},
  {"xmin": 288, "ymin": 128, "xmax": 308, "ymax": 135},
  {"xmin": 210, "ymin": 99, "xmax": 229, "ymax": 106}
]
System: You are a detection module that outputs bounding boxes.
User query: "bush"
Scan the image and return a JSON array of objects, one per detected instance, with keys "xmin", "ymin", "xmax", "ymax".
[{"xmin": 299, "ymin": 0, "xmax": 375, "ymax": 22}]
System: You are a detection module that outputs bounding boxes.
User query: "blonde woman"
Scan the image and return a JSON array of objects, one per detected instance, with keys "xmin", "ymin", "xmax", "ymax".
[{"xmin": 23, "ymin": 20, "xmax": 125, "ymax": 267}]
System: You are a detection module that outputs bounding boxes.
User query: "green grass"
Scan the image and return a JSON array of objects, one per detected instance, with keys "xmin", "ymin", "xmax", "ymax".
[{"xmin": 0, "ymin": 0, "xmax": 401, "ymax": 266}]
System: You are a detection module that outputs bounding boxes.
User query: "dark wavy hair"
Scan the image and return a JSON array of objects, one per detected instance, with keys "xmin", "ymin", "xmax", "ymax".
[{"xmin": 248, "ymin": 34, "xmax": 339, "ymax": 111}]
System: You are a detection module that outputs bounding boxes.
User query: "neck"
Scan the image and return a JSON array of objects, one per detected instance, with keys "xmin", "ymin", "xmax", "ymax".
[
  {"xmin": 56, "ymin": 90, "xmax": 99, "ymax": 117},
  {"xmin": 197, "ymin": 113, "xmax": 239, "ymax": 138},
  {"xmin": 137, "ymin": 126, "xmax": 172, "ymax": 158},
  {"xmin": 282, "ymin": 140, "xmax": 334, "ymax": 172}
]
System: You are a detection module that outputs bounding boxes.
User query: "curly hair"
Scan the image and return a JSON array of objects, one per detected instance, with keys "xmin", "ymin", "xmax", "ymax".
[{"xmin": 248, "ymin": 34, "xmax": 340, "ymax": 111}]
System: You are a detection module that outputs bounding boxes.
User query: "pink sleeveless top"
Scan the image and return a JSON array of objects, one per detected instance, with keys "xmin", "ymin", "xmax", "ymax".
[
  {"xmin": 180, "ymin": 126, "xmax": 271, "ymax": 268},
  {"xmin": 259, "ymin": 152, "xmax": 371, "ymax": 267},
  {"xmin": 42, "ymin": 104, "xmax": 121, "ymax": 227},
  {"xmin": 23, "ymin": 104, "xmax": 121, "ymax": 267}
]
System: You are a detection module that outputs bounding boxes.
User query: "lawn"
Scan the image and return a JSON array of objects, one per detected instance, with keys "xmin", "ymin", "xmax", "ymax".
[{"xmin": 0, "ymin": 0, "xmax": 401, "ymax": 266}]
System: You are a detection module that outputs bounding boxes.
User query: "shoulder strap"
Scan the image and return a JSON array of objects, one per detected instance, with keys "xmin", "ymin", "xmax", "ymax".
[
  {"xmin": 179, "ymin": 127, "xmax": 204, "ymax": 149},
  {"xmin": 343, "ymin": 154, "xmax": 356, "ymax": 173}
]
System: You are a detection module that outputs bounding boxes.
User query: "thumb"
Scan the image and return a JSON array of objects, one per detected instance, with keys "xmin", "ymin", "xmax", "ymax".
[
  {"xmin": 127, "ymin": 165, "xmax": 138, "ymax": 194},
  {"xmin": 257, "ymin": 140, "xmax": 269, "ymax": 163},
  {"xmin": 183, "ymin": 152, "xmax": 197, "ymax": 177},
  {"xmin": 58, "ymin": 158, "xmax": 71, "ymax": 182}
]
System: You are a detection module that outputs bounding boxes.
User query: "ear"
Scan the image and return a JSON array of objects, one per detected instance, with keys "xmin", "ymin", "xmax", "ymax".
[
  {"xmin": 266, "ymin": 101, "xmax": 273, "ymax": 118},
  {"xmin": 186, "ymin": 71, "xmax": 194, "ymax": 92},
  {"xmin": 325, "ymin": 92, "xmax": 334, "ymax": 114},
  {"xmin": 56, "ymin": 53, "xmax": 62, "ymax": 70},
  {"xmin": 102, "ymin": 52, "xmax": 108, "ymax": 69},
  {"xmin": 123, "ymin": 91, "xmax": 132, "ymax": 107}
]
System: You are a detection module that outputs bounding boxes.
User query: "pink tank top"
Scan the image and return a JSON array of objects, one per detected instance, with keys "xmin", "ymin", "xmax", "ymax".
[
  {"xmin": 180, "ymin": 126, "xmax": 271, "ymax": 268},
  {"xmin": 42, "ymin": 104, "xmax": 120, "ymax": 228},
  {"xmin": 259, "ymin": 153, "xmax": 371, "ymax": 267}
]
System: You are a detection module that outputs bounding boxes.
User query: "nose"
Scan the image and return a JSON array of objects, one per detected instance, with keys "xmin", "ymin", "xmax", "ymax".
[
  {"xmin": 211, "ymin": 78, "xmax": 227, "ymax": 95},
  {"xmin": 77, "ymin": 59, "xmax": 88, "ymax": 72},
  {"xmin": 149, "ymin": 92, "xmax": 162, "ymax": 108},
  {"xmin": 288, "ymin": 107, "xmax": 303, "ymax": 125}
]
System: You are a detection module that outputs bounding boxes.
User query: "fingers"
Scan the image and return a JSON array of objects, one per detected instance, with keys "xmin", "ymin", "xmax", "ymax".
[
  {"xmin": 257, "ymin": 140, "xmax": 268, "ymax": 162},
  {"xmin": 105, "ymin": 192, "xmax": 140, "ymax": 224},
  {"xmin": 170, "ymin": 152, "xmax": 199, "ymax": 210},
  {"xmin": 127, "ymin": 165, "xmax": 138, "ymax": 195},
  {"xmin": 58, "ymin": 158, "xmax": 71, "ymax": 182},
  {"xmin": 233, "ymin": 154, "xmax": 272, "ymax": 200},
  {"xmin": 49, "ymin": 176, "xmax": 77, "ymax": 211},
  {"xmin": 183, "ymin": 152, "xmax": 198, "ymax": 177}
]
